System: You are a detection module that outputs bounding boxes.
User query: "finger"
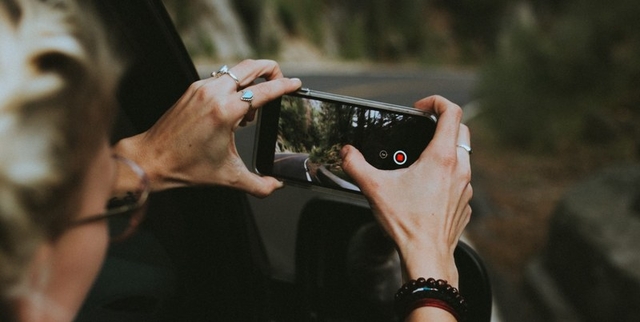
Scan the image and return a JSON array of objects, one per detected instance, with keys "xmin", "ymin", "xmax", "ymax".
[
  {"xmin": 457, "ymin": 124, "xmax": 471, "ymax": 147},
  {"xmin": 234, "ymin": 77, "xmax": 302, "ymax": 116},
  {"xmin": 456, "ymin": 124, "xmax": 472, "ymax": 177},
  {"xmin": 340, "ymin": 145, "xmax": 379, "ymax": 193},
  {"xmin": 415, "ymin": 96, "xmax": 462, "ymax": 151},
  {"xmin": 207, "ymin": 60, "xmax": 284, "ymax": 92},
  {"xmin": 230, "ymin": 59, "xmax": 286, "ymax": 88},
  {"xmin": 206, "ymin": 65, "xmax": 242, "ymax": 93},
  {"xmin": 457, "ymin": 183, "xmax": 473, "ymax": 215},
  {"xmin": 239, "ymin": 109, "xmax": 257, "ymax": 127}
]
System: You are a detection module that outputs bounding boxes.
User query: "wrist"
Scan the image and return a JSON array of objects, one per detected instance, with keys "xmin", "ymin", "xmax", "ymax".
[
  {"xmin": 112, "ymin": 135, "xmax": 172, "ymax": 192},
  {"xmin": 398, "ymin": 243, "xmax": 459, "ymax": 287},
  {"xmin": 394, "ymin": 277, "xmax": 468, "ymax": 321}
]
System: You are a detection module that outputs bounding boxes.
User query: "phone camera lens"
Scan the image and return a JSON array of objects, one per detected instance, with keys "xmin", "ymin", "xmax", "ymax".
[{"xmin": 379, "ymin": 150, "xmax": 388, "ymax": 159}]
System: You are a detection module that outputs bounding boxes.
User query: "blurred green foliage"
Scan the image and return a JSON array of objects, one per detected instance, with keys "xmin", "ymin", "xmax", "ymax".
[
  {"xmin": 162, "ymin": 0, "xmax": 640, "ymax": 158},
  {"xmin": 271, "ymin": 0, "xmax": 506, "ymax": 62},
  {"xmin": 476, "ymin": 0, "xmax": 640, "ymax": 156},
  {"xmin": 277, "ymin": 96, "xmax": 320, "ymax": 153},
  {"xmin": 273, "ymin": 0, "xmax": 429, "ymax": 60},
  {"xmin": 433, "ymin": 0, "xmax": 513, "ymax": 62},
  {"xmin": 162, "ymin": 0, "xmax": 509, "ymax": 62}
]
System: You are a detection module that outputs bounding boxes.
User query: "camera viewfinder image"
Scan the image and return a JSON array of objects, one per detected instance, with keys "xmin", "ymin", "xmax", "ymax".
[{"xmin": 274, "ymin": 96, "xmax": 435, "ymax": 192}]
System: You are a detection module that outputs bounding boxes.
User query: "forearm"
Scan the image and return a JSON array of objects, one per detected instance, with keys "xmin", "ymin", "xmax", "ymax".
[
  {"xmin": 112, "ymin": 134, "xmax": 183, "ymax": 192},
  {"xmin": 395, "ymin": 242, "xmax": 461, "ymax": 321},
  {"xmin": 405, "ymin": 306, "xmax": 459, "ymax": 322}
]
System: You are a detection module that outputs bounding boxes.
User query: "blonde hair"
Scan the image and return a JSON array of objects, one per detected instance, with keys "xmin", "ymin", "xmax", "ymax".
[{"xmin": 0, "ymin": 0, "xmax": 122, "ymax": 300}]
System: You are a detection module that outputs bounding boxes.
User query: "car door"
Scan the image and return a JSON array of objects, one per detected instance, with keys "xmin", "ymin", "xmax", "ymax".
[{"xmin": 76, "ymin": 1, "xmax": 271, "ymax": 321}]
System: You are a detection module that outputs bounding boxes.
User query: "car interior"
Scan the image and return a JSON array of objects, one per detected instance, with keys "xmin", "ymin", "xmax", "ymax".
[{"xmin": 75, "ymin": 1, "xmax": 492, "ymax": 321}]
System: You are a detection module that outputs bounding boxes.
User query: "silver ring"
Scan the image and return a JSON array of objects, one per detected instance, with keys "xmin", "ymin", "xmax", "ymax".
[
  {"xmin": 211, "ymin": 65, "xmax": 240, "ymax": 85},
  {"xmin": 456, "ymin": 144, "xmax": 473, "ymax": 155},
  {"xmin": 241, "ymin": 90, "xmax": 254, "ymax": 109}
]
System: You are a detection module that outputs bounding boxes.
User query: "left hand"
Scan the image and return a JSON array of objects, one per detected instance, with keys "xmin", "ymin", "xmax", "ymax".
[
  {"xmin": 115, "ymin": 59, "xmax": 302, "ymax": 197},
  {"xmin": 340, "ymin": 95, "xmax": 472, "ymax": 284}
]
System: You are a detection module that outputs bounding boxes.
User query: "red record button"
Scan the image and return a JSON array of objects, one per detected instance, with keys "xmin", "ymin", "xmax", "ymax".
[{"xmin": 393, "ymin": 150, "xmax": 407, "ymax": 165}]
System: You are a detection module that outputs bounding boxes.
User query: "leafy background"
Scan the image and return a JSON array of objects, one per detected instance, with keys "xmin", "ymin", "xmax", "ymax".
[{"xmin": 161, "ymin": 0, "xmax": 640, "ymax": 320}]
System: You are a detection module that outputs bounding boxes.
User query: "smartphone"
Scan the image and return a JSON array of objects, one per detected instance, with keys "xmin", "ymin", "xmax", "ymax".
[{"xmin": 253, "ymin": 88, "xmax": 437, "ymax": 194}]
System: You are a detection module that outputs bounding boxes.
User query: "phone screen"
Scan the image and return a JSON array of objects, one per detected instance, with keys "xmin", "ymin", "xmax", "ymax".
[{"xmin": 254, "ymin": 92, "xmax": 437, "ymax": 193}]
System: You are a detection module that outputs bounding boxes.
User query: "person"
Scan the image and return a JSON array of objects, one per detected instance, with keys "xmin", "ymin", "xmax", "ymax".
[{"xmin": 0, "ymin": 1, "xmax": 471, "ymax": 321}]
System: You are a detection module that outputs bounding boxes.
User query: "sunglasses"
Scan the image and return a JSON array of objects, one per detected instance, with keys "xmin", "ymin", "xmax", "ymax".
[{"xmin": 69, "ymin": 155, "xmax": 150, "ymax": 243}]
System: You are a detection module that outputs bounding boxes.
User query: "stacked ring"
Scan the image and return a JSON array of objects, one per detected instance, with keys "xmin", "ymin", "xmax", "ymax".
[
  {"xmin": 211, "ymin": 65, "xmax": 240, "ymax": 85},
  {"xmin": 456, "ymin": 144, "xmax": 472, "ymax": 155}
]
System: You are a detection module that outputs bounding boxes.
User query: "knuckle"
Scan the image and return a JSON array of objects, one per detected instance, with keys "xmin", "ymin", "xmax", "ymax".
[
  {"xmin": 187, "ymin": 80, "xmax": 204, "ymax": 95},
  {"xmin": 450, "ymin": 103, "xmax": 463, "ymax": 120},
  {"xmin": 434, "ymin": 148, "xmax": 458, "ymax": 169},
  {"xmin": 461, "ymin": 166, "xmax": 472, "ymax": 182},
  {"xmin": 258, "ymin": 59, "xmax": 277, "ymax": 66},
  {"xmin": 193, "ymin": 82, "xmax": 217, "ymax": 102},
  {"xmin": 240, "ymin": 58, "xmax": 256, "ymax": 65},
  {"xmin": 432, "ymin": 94, "xmax": 446, "ymax": 102}
]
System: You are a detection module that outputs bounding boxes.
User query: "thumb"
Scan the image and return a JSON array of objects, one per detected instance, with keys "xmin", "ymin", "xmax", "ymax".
[
  {"xmin": 238, "ymin": 171, "xmax": 284, "ymax": 198},
  {"xmin": 340, "ymin": 145, "xmax": 378, "ymax": 188}
]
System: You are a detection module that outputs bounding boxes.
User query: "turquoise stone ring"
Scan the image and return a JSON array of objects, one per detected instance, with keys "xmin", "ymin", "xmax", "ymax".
[
  {"xmin": 241, "ymin": 90, "xmax": 254, "ymax": 102},
  {"xmin": 241, "ymin": 90, "xmax": 254, "ymax": 109}
]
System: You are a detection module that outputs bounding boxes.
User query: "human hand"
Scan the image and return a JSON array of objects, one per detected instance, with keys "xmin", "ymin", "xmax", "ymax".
[
  {"xmin": 115, "ymin": 59, "xmax": 302, "ymax": 197},
  {"xmin": 340, "ymin": 95, "xmax": 472, "ymax": 285}
]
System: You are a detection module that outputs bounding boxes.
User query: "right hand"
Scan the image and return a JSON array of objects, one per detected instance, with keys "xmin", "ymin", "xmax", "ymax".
[
  {"xmin": 340, "ymin": 95, "xmax": 472, "ymax": 285},
  {"xmin": 115, "ymin": 59, "xmax": 302, "ymax": 198}
]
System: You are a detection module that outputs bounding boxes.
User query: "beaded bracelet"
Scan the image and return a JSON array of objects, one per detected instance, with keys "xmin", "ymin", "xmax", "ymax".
[{"xmin": 394, "ymin": 277, "xmax": 468, "ymax": 321}]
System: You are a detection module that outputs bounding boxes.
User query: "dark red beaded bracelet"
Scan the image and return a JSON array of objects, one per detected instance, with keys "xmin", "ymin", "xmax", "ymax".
[{"xmin": 394, "ymin": 277, "xmax": 468, "ymax": 321}]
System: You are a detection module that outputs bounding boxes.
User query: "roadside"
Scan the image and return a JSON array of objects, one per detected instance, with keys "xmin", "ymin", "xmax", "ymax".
[
  {"xmin": 200, "ymin": 61, "xmax": 573, "ymax": 322},
  {"xmin": 464, "ymin": 117, "xmax": 619, "ymax": 322}
]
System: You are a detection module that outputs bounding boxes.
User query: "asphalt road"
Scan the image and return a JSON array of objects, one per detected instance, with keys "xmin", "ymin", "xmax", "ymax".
[
  {"xmin": 273, "ymin": 153, "xmax": 312, "ymax": 182},
  {"xmin": 282, "ymin": 64, "xmax": 477, "ymax": 108}
]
